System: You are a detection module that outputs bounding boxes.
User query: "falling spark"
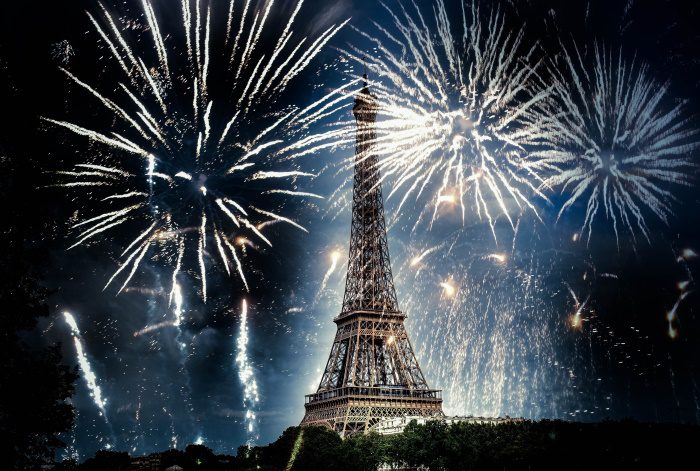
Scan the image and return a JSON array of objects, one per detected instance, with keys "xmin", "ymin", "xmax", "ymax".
[
  {"xmin": 666, "ymin": 248, "xmax": 695, "ymax": 338},
  {"xmin": 564, "ymin": 283, "xmax": 588, "ymax": 331},
  {"xmin": 51, "ymin": 40, "xmax": 74, "ymax": 65},
  {"xmin": 540, "ymin": 44, "xmax": 698, "ymax": 247},
  {"xmin": 172, "ymin": 283, "xmax": 184, "ymax": 327},
  {"xmin": 667, "ymin": 305, "xmax": 680, "ymax": 340},
  {"xmin": 133, "ymin": 320, "xmax": 174, "ymax": 337},
  {"xmin": 317, "ymin": 249, "xmax": 342, "ymax": 296},
  {"xmin": 46, "ymin": 0, "xmax": 348, "ymax": 300},
  {"xmin": 410, "ymin": 245, "xmax": 441, "ymax": 267},
  {"xmin": 63, "ymin": 311, "xmax": 109, "ymax": 419},
  {"xmin": 440, "ymin": 279, "xmax": 457, "ymax": 298},
  {"xmin": 570, "ymin": 309, "xmax": 584, "ymax": 330},
  {"xmin": 236, "ymin": 299, "xmax": 259, "ymax": 443},
  {"xmin": 486, "ymin": 253, "xmax": 507, "ymax": 265}
]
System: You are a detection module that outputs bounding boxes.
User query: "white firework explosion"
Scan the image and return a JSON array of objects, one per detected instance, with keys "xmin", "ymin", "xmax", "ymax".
[
  {"xmin": 45, "ymin": 0, "xmax": 348, "ymax": 302},
  {"xmin": 302, "ymin": 0, "xmax": 554, "ymax": 239},
  {"xmin": 540, "ymin": 43, "xmax": 698, "ymax": 247}
]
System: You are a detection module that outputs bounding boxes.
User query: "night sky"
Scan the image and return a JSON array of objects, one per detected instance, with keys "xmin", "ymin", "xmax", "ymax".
[{"xmin": 2, "ymin": 0, "xmax": 700, "ymax": 460}]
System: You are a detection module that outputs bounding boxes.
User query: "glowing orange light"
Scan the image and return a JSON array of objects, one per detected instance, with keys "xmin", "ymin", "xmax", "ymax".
[
  {"xmin": 437, "ymin": 193, "xmax": 456, "ymax": 204},
  {"xmin": 570, "ymin": 313, "xmax": 582, "ymax": 330},
  {"xmin": 440, "ymin": 280, "xmax": 457, "ymax": 297},
  {"xmin": 487, "ymin": 253, "xmax": 507, "ymax": 264}
]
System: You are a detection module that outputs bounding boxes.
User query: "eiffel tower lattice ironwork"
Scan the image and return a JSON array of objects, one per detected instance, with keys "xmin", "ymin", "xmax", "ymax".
[{"xmin": 301, "ymin": 76, "xmax": 443, "ymax": 436}]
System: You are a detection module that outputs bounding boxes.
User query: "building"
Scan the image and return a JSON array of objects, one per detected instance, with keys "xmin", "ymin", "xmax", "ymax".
[
  {"xmin": 373, "ymin": 415, "xmax": 525, "ymax": 435},
  {"xmin": 301, "ymin": 76, "xmax": 443, "ymax": 437},
  {"xmin": 129, "ymin": 454, "xmax": 161, "ymax": 470}
]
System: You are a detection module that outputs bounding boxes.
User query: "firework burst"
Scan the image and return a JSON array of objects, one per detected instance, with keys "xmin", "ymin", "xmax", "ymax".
[
  {"xmin": 540, "ymin": 44, "xmax": 698, "ymax": 247},
  {"xmin": 46, "ymin": 0, "xmax": 348, "ymax": 301},
  {"xmin": 298, "ymin": 1, "xmax": 553, "ymax": 239}
]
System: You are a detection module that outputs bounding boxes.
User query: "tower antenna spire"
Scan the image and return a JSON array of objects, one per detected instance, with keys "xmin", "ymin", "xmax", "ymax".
[{"xmin": 362, "ymin": 55, "xmax": 368, "ymax": 85}]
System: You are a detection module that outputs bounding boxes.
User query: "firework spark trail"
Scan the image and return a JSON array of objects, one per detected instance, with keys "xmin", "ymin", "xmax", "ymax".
[
  {"xmin": 284, "ymin": 1, "xmax": 554, "ymax": 240},
  {"xmin": 314, "ymin": 249, "xmax": 343, "ymax": 303},
  {"xmin": 564, "ymin": 282, "xmax": 588, "ymax": 330},
  {"xmin": 63, "ymin": 311, "xmax": 114, "ymax": 443},
  {"xmin": 409, "ymin": 244, "xmax": 441, "ymax": 268},
  {"xmin": 666, "ymin": 248, "xmax": 696, "ymax": 338},
  {"xmin": 538, "ymin": 44, "xmax": 698, "ymax": 247},
  {"xmin": 47, "ymin": 0, "xmax": 348, "ymax": 301},
  {"xmin": 163, "ymin": 406, "xmax": 178, "ymax": 450},
  {"xmin": 132, "ymin": 389, "xmax": 146, "ymax": 453},
  {"xmin": 486, "ymin": 253, "xmax": 507, "ymax": 265},
  {"xmin": 439, "ymin": 278, "xmax": 458, "ymax": 298},
  {"xmin": 235, "ymin": 299, "xmax": 259, "ymax": 443},
  {"xmin": 133, "ymin": 319, "xmax": 174, "ymax": 337}
]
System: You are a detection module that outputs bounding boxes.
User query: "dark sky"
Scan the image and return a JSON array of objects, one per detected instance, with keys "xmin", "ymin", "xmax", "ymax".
[{"xmin": 1, "ymin": 0, "xmax": 700, "ymax": 460}]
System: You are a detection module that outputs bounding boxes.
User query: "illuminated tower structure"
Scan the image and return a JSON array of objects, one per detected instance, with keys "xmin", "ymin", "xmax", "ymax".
[{"xmin": 301, "ymin": 76, "xmax": 443, "ymax": 436}]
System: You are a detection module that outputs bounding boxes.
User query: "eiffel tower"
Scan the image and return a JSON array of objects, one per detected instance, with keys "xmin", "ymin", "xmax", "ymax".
[{"xmin": 301, "ymin": 76, "xmax": 443, "ymax": 436}]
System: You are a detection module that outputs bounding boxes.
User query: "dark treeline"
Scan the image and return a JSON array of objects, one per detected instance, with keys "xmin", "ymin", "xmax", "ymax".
[
  {"xmin": 1, "ymin": 68, "xmax": 79, "ymax": 470},
  {"xmin": 58, "ymin": 419, "xmax": 700, "ymax": 470}
]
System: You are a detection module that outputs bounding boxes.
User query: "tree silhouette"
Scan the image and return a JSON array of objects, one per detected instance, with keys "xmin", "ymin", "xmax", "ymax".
[
  {"xmin": 0, "ymin": 72, "xmax": 78, "ymax": 467},
  {"xmin": 78, "ymin": 450, "xmax": 130, "ymax": 471}
]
